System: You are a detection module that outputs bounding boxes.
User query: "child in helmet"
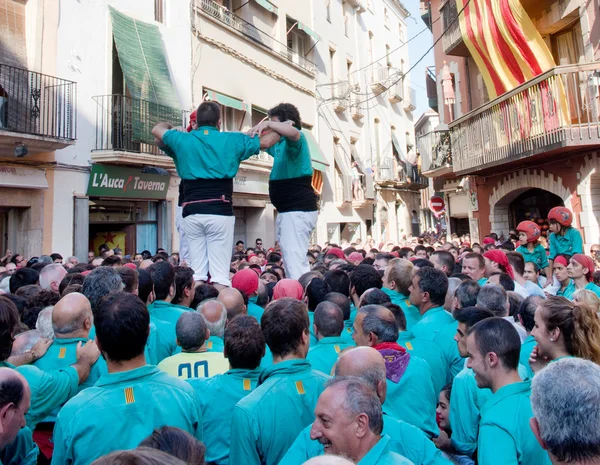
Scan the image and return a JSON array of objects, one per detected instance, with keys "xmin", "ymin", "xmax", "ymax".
[
  {"xmin": 516, "ymin": 221, "xmax": 551, "ymax": 283},
  {"xmin": 547, "ymin": 207, "xmax": 583, "ymax": 272}
]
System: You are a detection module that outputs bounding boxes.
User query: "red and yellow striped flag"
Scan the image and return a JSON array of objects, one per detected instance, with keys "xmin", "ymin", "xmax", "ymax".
[
  {"xmin": 456, "ymin": 0, "xmax": 556, "ymax": 99},
  {"xmin": 312, "ymin": 169, "xmax": 324, "ymax": 195}
]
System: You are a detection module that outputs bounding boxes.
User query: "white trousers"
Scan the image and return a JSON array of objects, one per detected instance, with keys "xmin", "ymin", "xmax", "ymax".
[
  {"xmin": 175, "ymin": 206, "xmax": 191, "ymax": 265},
  {"xmin": 182, "ymin": 214, "xmax": 234, "ymax": 286},
  {"xmin": 277, "ymin": 211, "xmax": 318, "ymax": 280}
]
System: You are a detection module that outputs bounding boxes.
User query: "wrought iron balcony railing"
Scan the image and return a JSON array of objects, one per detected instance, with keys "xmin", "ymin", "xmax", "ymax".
[
  {"xmin": 196, "ymin": 0, "xmax": 317, "ymax": 75},
  {"xmin": 450, "ymin": 63, "xmax": 600, "ymax": 174},
  {"xmin": 0, "ymin": 63, "xmax": 77, "ymax": 140},
  {"xmin": 440, "ymin": 0, "xmax": 469, "ymax": 56},
  {"xmin": 404, "ymin": 86, "xmax": 417, "ymax": 111}
]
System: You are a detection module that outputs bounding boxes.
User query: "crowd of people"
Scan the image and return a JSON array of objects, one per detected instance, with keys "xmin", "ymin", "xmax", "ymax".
[{"xmin": 0, "ymin": 202, "xmax": 600, "ymax": 465}]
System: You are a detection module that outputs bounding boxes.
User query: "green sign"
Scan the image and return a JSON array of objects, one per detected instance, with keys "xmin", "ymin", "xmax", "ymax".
[{"xmin": 87, "ymin": 165, "xmax": 170, "ymax": 199}]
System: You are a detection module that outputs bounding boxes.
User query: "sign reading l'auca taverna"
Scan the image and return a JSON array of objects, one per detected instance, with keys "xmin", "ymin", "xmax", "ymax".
[{"xmin": 87, "ymin": 165, "xmax": 170, "ymax": 200}]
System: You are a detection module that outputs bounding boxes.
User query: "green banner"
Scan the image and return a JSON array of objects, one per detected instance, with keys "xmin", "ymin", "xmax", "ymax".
[{"xmin": 87, "ymin": 165, "xmax": 170, "ymax": 199}]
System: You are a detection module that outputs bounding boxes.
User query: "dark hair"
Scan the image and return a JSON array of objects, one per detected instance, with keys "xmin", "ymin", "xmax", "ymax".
[
  {"xmin": 91, "ymin": 447, "xmax": 188, "ymax": 465},
  {"xmin": 148, "ymin": 262, "xmax": 175, "ymax": 301},
  {"xmin": 141, "ymin": 250, "xmax": 152, "ymax": 260},
  {"xmin": 0, "ymin": 374, "xmax": 24, "ymax": 411},
  {"xmin": 82, "ymin": 267, "xmax": 123, "ymax": 312},
  {"xmin": 360, "ymin": 289, "xmax": 391, "ymax": 307},
  {"xmin": 267, "ymin": 253, "xmax": 282, "ymax": 264},
  {"xmin": 3, "ymin": 295, "xmax": 26, "ymax": 319},
  {"xmin": 118, "ymin": 267, "xmax": 139, "ymax": 294},
  {"xmin": 95, "ymin": 292, "xmax": 150, "ymax": 361},
  {"xmin": 324, "ymin": 292, "xmax": 351, "ymax": 320},
  {"xmin": 414, "ymin": 245, "xmax": 427, "ymax": 254},
  {"xmin": 501, "ymin": 241, "xmax": 515, "ymax": 251},
  {"xmin": 350, "ymin": 265, "xmax": 382, "ymax": 297},
  {"xmin": 507, "ymin": 292, "xmax": 524, "ymax": 318},
  {"xmin": 140, "ymin": 426, "xmax": 205, "ymax": 465},
  {"xmin": 375, "ymin": 253, "xmax": 395, "ymax": 262},
  {"xmin": 261, "ymin": 270, "xmax": 280, "ymax": 282},
  {"xmin": 138, "ymin": 269, "xmax": 154, "ymax": 304},
  {"xmin": 518, "ymin": 295, "xmax": 544, "ymax": 332},
  {"xmin": 359, "ymin": 305, "xmax": 399, "ymax": 343},
  {"xmin": 27, "ymin": 289, "xmax": 60, "ymax": 309},
  {"xmin": 268, "ymin": 102, "xmax": 302, "ymax": 129},
  {"xmin": 463, "ymin": 253, "xmax": 485, "ymax": 269},
  {"xmin": 59, "ymin": 273, "xmax": 86, "ymax": 296},
  {"xmin": 454, "ymin": 306, "xmax": 494, "ymax": 329},
  {"xmin": 196, "ymin": 101, "xmax": 221, "ymax": 127},
  {"xmin": 525, "ymin": 261, "xmax": 540, "ymax": 273},
  {"xmin": 30, "ymin": 262, "xmax": 49, "ymax": 273},
  {"xmin": 306, "ymin": 278, "xmax": 331, "ymax": 311},
  {"xmin": 450, "ymin": 273, "xmax": 473, "ymax": 281},
  {"xmin": 490, "ymin": 272, "xmax": 515, "ymax": 291},
  {"xmin": 261, "ymin": 298, "xmax": 309, "ymax": 357},
  {"xmin": 0, "ymin": 297, "xmax": 20, "ymax": 360},
  {"xmin": 398, "ymin": 247, "xmax": 413, "ymax": 259},
  {"xmin": 324, "ymin": 270, "xmax": 351, "ymax": 297},
  {"xmin": 191, "ymin": 284, "xmax": 220, "ymax": 309},
  {"xmin": 382, "ymin": 302, "xmax": 406, "ymax": 331},
  {"xmin": 415, "ymin": 267, "xmax": 448, "ymax": 306},
  {"xmin": 476, "ymin": 285, "xmax": 508, "ymax": 317},
  {"xmin": 9, "ymin": 268, "xmax": 39, "ymax": 294},
  {"xmin": 50, "ymin": 253, "xmax": 63, "ymax": 261},
  {"xmin": 225, "ymin": 315, "xmax": 265, "ymax": 369},
  {"xmin": 506, "ymin": 252, "xmax": 525, "ymax": 276},
  {"xmin": 432, "ymin": 251, "xmax": 455, "ymax": 276},
  {"xmin": 176, "ymin": 312, "xmax": 208, "ymax": 351},
  {"xmin": 236, "ymin": 240, "xmax": 244, "ymax": 246},
  {"xmin": 455, "ymin": 280, "xmax": 480, "ymax": 309},
  {"xmin": 62, "ymin": 284, "xmax": 83, "ymax": 296},
  {"xmin": 101, "ymin": 256, "xmax": 122, "ymax": 267},
  {"xmin": 173, "ymin": 267, "xmax": 194, "ymax": 306},
  {"xmin": 468, "ymin": 317, "xmax": 521, "ymax": 370},
  {"xmin": 314, "ymin": 302, "xmax": 344, "ymax": 337},
  {"xmin": 412, "ymin": 259, "xmax": 434, "ymax": 269}
]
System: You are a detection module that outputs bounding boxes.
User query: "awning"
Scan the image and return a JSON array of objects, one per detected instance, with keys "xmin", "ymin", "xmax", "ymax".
[
  {"xmin": 392, "ymin": 133, "xmax": 409, "ymax": 163},
  {"xmin": 0, "ymin": 167, "xmax": 48, "ymax": 189},
  {"xmin": 206, "ymin": 90, "xmax": 250, "ymax": 112},
  {"xmin": 254, "ymin": 0, "xmax": 278, "ymax": 15},
  {"xmin": 297, "ymin": 21, "xmax": 320, "ymax": 41},
  {"xmin": 302, "ymin": 129, "xmax": 329, "ymax": 172},
  {"xmin": 109, "ymin": 7, "xmax": 180, "ymax": 109}
]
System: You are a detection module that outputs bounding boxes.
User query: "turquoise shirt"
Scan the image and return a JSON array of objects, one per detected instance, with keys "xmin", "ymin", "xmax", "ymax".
[
  {"xmin": 148, "ymin": 300, "xmax": 191, "ymax": 327},
  {"xmin": 34, "ymin": 338, "xmax": 108, "ymax": 391},
  {"xmin": 585, "ymin": 282, "xmax": 600, "ymax": 298},
  {"xmin": 266, "ymin": 132, "xmax": 313, "ymax": 181},
  {"xmin": 557, "ymin": 280, "xmax": 576, "ymax": 300},
  {"xmin": 398, "ymin": 331, "xmax": 448, "ymax": 395},
  {"xmin": 306, "ymin": 336, "xmax": 354, "ymax": 375},
  {"xmin": 341, "ymin": 320, "xmax": 355, "ymax": 344},
  {"xmin": 162, "ymin": 126, "xmax": 260, "ymax": 180},
  {"xmin": 188, "ymin": 368, "xmax": 261, "ymax": 465},
  {"xmin": 147, "ymin": 300, "xmax": 190, "ymax": 361},
  {"xmin": 308, "ymin": 312, "xmax": 318, "ymax": 347},
  {"xmin": 383, "ymin": 354, "xmax": 439, "ymax": 438},
  {"xmin": 516, "ymin": 244, "xmax": 549, "ymax": 269},
  {"xmin": 248, "ymin": 297, "xmax": 265, "ymax": 321},
  {"xmin": 51, "ymin": 365, "xmax": 202, "ymax": 465},
  {"xmin": 0, "ymin": 427, "xmax": 38, "ymax": 465},
  {"xmin": 478, "ymin": 380, "xmax": 551, "ymax": 465},
  {"xmin": 410, "ymin": 307, "xmax": 453, "ymax": 340},
  {"xmin": 358, "ymin": 435, "xmax": 414, "ymax": 465},
  {"xmin": 382, "ymin": 288, "xmax": 421, "ymax": 330},
  {"xmin": 548, "ymin": 228, "xmax": 583, "ymax": 260},
  {"xmin": 349, "ymin": 303, "xmax": 357, "ymax": 323},
  {"xmin": 206, "ymin": 335, "xmax": 225, "ymax": 353},
  {"xmin": 230, "ymin": 359, "xmax": 329, "ymax": 465},
  {"xmin": 0, "ymin": 362, "xmax": 79, "ymax": 430},
  {"xmin": 280, "ymin": 415, "xmax": 450, "ymax": 465},
  {"xmin": 519, "ymin": 335, "xmax": 536, "ymax": 380}
]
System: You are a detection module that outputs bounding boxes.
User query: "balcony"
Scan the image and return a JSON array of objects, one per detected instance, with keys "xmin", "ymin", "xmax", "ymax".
[
  {"xmin": 450, "ymin": 63, "xmax": 600, "ymax": 175},
  {"xmin": 376, "ymin": 158, "xmax": 428, "ymax": 190},
  {"xmin": 440, "ymin": 0, "xmax": 470, "ymax": 57},
  {"xmin": 370, "ymin": 65, "xmax": 390, "ymax": 96},
  {"xmin": 195, "ymin": 0, "xmax": 317, "ymax": 75},
  {"xmin": 426, "ymin": 66, "xmax": 438, "ymax": 112},
  {"xmin": 403, "ymin": 86, "xmax": 417, "ymax": 112},
  {"xmin": 0, "ymin": 63, "xmax": 76, "ymax": 155},
  {"xmin": 389, "ymin": 80, "xmax": 404, "ymax": 104},
  {"xmin": 92, "ymin": 95, "xmax": 187, "ymax": 169},
  {"xmin": 331, "ymin": 83, "xmax": 349, "ymax": 113},
  {"xmin": 421, "ymin": 128, "xmax": 453, "ymax": 177},
  {"xmin": 350, "ymin": 94, "xmax": 365, "ymax": 120},
  {"xmin": 420, "ymin": 0, "xmax": 432, "ymax": 30}
]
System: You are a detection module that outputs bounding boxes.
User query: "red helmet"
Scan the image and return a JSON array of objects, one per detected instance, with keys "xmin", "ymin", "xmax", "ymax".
[
  {"xmin": 548, "ymin": 207, "xmax": 573, "ymax": 227},
  {"xmin": 516, "ymin": 221, "xmax": 541, "ymax": 243}
]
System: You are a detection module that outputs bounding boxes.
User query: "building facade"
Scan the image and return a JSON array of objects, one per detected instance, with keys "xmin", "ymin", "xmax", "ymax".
[{"xmin": 419, "ymin": 0, "xmax": 600, "ymax": 248}]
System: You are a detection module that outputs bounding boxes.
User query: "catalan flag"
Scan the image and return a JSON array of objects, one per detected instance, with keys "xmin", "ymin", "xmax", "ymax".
[{"xmin": 311, "ymin": 169, "xmax": 324, "ymax": 195}]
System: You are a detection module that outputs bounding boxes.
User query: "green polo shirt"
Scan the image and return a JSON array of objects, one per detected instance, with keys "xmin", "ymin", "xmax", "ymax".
[
  {"xmin": 51, "ymin": 365, "xmax": 202, "ymax": 465},
  {"xmin": 280, "ymin": 415, "xmax": 450, "ymax": 465},
  {"xmin": 0, "ymin": 361, "xmax": 79, "ymax": 430},
  {"xmin": 383, "ymin": 354, "xmax": 439, "ymax": 438},
  {"xmin": 397, "ymin": 331, "xmax": 448, "ymax": 395},
  {"xmin": 556, "ymin": 280, "xmax": 576, "ymax": 300},
  {"xmin": 162, "ymin": 126, "xmax": 260, "ymax": 180},
  {"xmin": 358, "ymin": 435, "xmax": 414, "ymax": 465},
  {"xmin": 478, "ymin": 380, "xmax": 551, "ymax": 465},
  {"xmin": 477, "ymin": 278, "xmax": 488, "ymax": 286},
  {"xmin": 341, "ymin": 320, "xmax": 355, "ymax": 344},
  {"xmin": 585, "ymin": 282, "xmax": 600, "ymax": 298},
  {"xmin": 33, "ymin": 338, "xmax": 107, "ymax": 391},
  {"xmin": 410, "ymin": 307, "xmax": 453, "ymax": 339},
  {"xmin": 148, "ymin": 300, "xmax": 192, "ymax": 327},
  {"xmin": 248, "ymin": 297, "xmax": 265, "ymax": 321},
  {"xmin": 548, "ymin": 228, "xmax": 583, "ymax": 260},
  {"xmin": 0, "ymin": 427, "xmax": 38, "ymax": 465},
  {"xmin": 266, "ymin": 132, "xmax": 312, "ymax": 181},
  {"xmin": 206, "ymin": 335, "xmax": 224, "ymax": 353},
  {"xmin": 230, "ymin": 359, "xmax": 329, "ymax": 465},
  {"xmin": 188, "ymin": 368, "xmax": 261, "ymax": 465},
  {"xmin": 306, "ymin": 336, "xmax": 354, "ymax": 375},
  {"xmin": 519, "ymin": 335, "xmax": 536, "ymax": 380},
  {"xmin": 516, "ymin": 244, "xmax": 549, "ymax": 269},
  {"xmin": 382, "ymin": 288, "xmax": 422, "ymax": 330},
  {"xmin": 309, "ymin": 311, "xmax": 318, "ymax": 347},
  {"xmin": 147, "ymin": 300, "xmax": 191, "ymax": 360}
]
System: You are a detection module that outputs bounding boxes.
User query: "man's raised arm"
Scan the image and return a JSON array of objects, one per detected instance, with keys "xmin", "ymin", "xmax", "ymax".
[{"xmin": 152, "ymin": 122, "xmax": 174, "ymax": 144}]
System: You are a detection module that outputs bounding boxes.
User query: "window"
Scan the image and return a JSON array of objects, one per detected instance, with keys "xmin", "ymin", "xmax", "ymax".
[
  {"xmin": 329, "ymin": 49, "xmax": 336, "ymax": 83},
  {"xmin": 326, "ymin": 0, "xmax": 331, "ymax": 22},
  {"xmin": 399, "ymin": 24, "xmax": 405, "ymax": 43},
  {"xmin": 221, "ymin": 106, "xmax": 245, "ymax": 132},
  {"xmin": 344, "ymin": 12, "xmax": 349, "ymax": 37},
  {"xmin": 374, "ymin": 119, "xmax": 381, "ymax": 164},
  {"xmin": 384, "ymin": 8, "xmax": 389, "ymax": 29},
  {"xmin": 386, "ymin": 44, "xmax": 391, "ymax": 68},
  {"xmin": 347, "ymin": 60, "xmax": 353, "ymax": 87},
  {"xmin": 154, "ymin": 0, "xmax": 164, "ymax": 23}
]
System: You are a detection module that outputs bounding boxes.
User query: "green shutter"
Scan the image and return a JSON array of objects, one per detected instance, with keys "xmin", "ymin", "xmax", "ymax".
[
  {"xmin": 302, "ymin": 129, "xmax": 329, "ymax": 172},
  {"xmin": 206, "ymin": 90, "xmax": 249, "ymax": 112},
  {"xmin": 297, "ymin": 21, "xmax": 320, "ymax": 41},
  {"xmin": 254, "ymin": 0, "xmax": 278, "ymax": 15}
]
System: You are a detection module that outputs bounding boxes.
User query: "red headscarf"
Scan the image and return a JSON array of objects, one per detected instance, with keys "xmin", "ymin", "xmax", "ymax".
[
  {"xmin": 554, "ymin": 255, "xmax": 568, "ymax": 267},
  {"xmin": 483, "ymin": 250, "xmax": 515, "ymax": 280},
  {"xmin": 572, "ymin": 254, "xmax": 595, "ymax": 281},
  {"xmin": 273, "ymin": 279, "xmax": 304, "ymax": 301},
  {"xmin": 326, "ymin": 248, "xmax": 346, "ymax": 260},
  {"xmin": 186, "ymin": 110, "xmax": 197, "ymax": 132},
  {"xmin": 482, "ymin": 237, "xmax": 496, "ymax": 246},
  {"xmin": 232, "ymin": 268, "xmax": 259, "ymax": 296}
]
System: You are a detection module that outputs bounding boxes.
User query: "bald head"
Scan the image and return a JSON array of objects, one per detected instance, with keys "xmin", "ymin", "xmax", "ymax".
[
  {"xmin": 334, "ymin": 347, "xmax": 387, "ymax": 404},
  {"xmin": 0, "ymin": 367, "xmax": 30, "ymax": 449},
  {"xmin": 218, "ymin": 288, "xmax": 247, "ymax": 320},
  {"xmin": 198, "ymin": 299, "xmax": 228, "ymax": 338},
  {"xmin": 303, "ymin": 457, "xmax": 354, "ymax": 465},
  {"xmin": 52, "ymin": 292, "xmax": 93, "ymax": 338},
  {"xmin": 139, "ymin": 259, "xmax": 154, "ymax": 270}
]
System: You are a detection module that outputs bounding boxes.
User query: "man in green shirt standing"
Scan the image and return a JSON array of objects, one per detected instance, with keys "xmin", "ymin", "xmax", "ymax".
[
  {"xmin": 188, "ymin": 315, "xmax": 265, "ymax": 465},
  {"xmin": 52, "ymin": 292, "xmax": 202, "ymax": 465},
  {"xmin": 382, "ymin": 258, "xmax": 421, "ymax": 330},
  {"xmin": 307, "ymin": 302, "xmax": 354, "ymax": 375},
  {"xmin": 230, "ymin": 298, "xmax": 329, "ymax": 465},
  {"xmin": 153, "ymin": 102, "xmax": 278, "ymax": 289},
  {"xmin": 248, "ymin": 104, "xmax": 318, "ymax": 280},
  {"xmin": 466, "ymin": 317, "xmax": 550, "ymax": 465}
]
